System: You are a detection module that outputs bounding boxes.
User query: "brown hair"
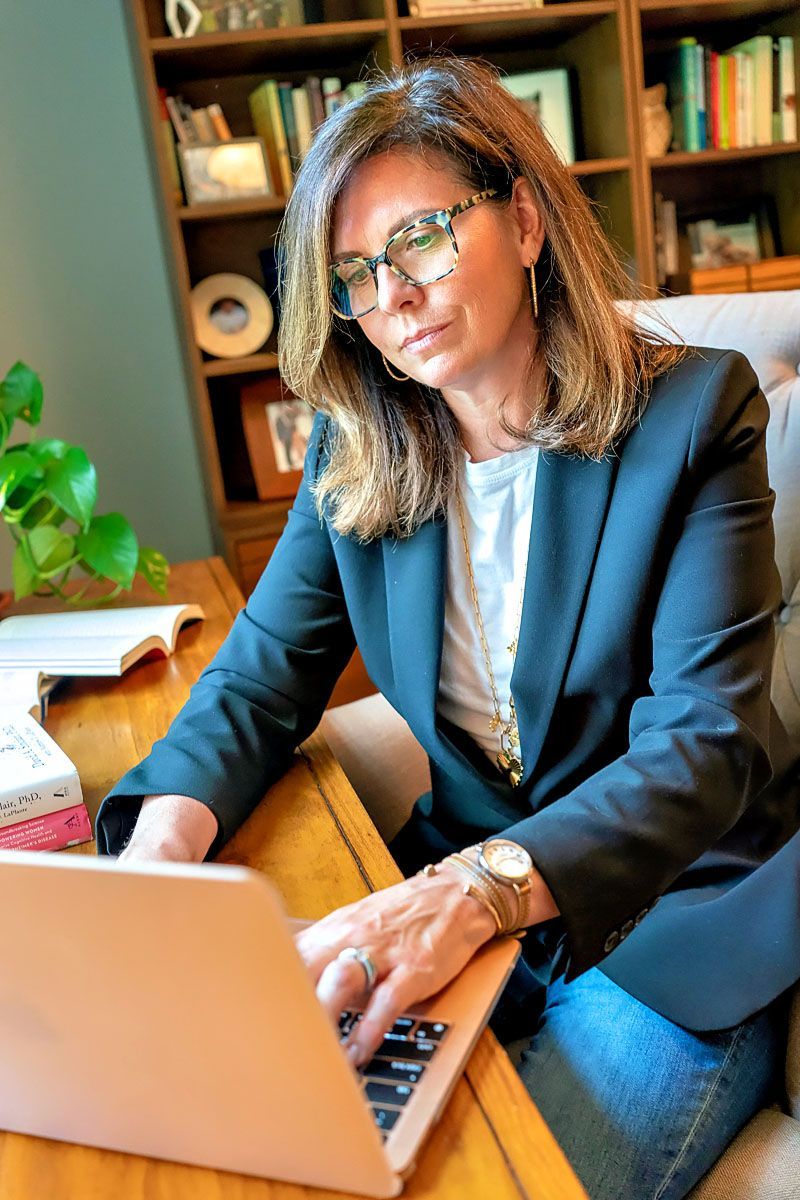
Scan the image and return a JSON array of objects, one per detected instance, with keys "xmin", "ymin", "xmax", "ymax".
[{"xmin": 277, "ymin": 54, "xmax": 687, "ymax": 540}]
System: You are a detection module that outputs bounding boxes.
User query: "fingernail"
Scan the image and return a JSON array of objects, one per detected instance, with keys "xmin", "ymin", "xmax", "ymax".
[{"xmin": 346, "ymin": 1043, "xmax": 361, "ymax": 1066}]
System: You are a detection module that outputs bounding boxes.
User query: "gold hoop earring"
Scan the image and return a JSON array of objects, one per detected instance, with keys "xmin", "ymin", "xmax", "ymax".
[
  {"xmin": 382, "ymin": 353, "xmax": 410, "ymax": 381},
  {"xmin": 529, "ymin": 260, "xmax": 539, "ymax": 321}
]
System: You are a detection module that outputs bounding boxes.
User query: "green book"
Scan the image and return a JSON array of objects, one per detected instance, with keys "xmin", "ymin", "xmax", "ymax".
[
  {"xmin": 668, "ymin": 37, "xmax": 700, "ymax": 152},
  {"xmin": 726, "ymin": 35, "xmax": 773, "ymax": 146}
]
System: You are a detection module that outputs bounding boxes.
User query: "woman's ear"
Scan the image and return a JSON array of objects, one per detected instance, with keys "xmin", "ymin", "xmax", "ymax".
[{"xmin": 510, "ymin": 177, "xmax": 545, "ymax": 267}]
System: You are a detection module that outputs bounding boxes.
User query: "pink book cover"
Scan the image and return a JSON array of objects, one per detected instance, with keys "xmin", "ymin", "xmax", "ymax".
[{"xmin": 0, "ymin": 803, "xmax": 92, "ymax": 851}]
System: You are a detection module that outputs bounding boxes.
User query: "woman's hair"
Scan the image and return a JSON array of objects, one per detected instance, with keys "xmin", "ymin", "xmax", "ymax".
[{"xmin": 277, "ymin": 54, "xmax": 687, "ymax": 541}]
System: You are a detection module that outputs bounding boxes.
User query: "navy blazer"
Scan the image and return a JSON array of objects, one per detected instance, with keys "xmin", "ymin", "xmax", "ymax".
[{"xmin": 96, "ymin": 347, "xmax": 800, "ymax": 1031}]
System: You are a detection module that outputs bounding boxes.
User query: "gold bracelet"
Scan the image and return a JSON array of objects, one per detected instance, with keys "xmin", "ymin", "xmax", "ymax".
[
  {"xmin": 443, "ymin": 854, "xmax": 516, "ymax": 934},
  {"xmin": 460, "ymin": 845, "xmax": 526, "ymax": 932}
]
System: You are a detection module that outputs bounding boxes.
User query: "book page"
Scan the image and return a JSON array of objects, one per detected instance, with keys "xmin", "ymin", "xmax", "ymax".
[
  {"xmin": 0, "ymin": 635, "xmax": 160, "ymax": 674},
  {"xmin": 0, "ymin": 604, "xmax": 204, "ymax": 648}
]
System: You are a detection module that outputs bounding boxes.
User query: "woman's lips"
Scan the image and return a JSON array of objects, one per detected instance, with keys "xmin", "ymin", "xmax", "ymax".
[{"xmin": 401, "ymin": 323, "xmax": 450, "ymax": 354}]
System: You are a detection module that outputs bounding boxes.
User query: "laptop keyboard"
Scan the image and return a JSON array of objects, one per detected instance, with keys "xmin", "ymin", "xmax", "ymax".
[{"xmin": 339, "ymin": 1010, "xmax": 450, "ymax": 1138}]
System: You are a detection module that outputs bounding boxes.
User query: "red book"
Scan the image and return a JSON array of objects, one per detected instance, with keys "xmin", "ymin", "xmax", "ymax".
[
  {"xmin": 728, "ymin": 55, "xmax": 738, "ymax": 147},
  {"xmin": 0, "ymin": 803, "xmax": 92, "ymax": 852},
  {"xmin": 709, "ymin": 51, "xmax": 720, "ymax": 148}
]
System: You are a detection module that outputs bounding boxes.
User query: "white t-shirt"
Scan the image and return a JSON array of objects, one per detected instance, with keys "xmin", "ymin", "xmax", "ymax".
[{"xmin": 438, "ymin": 444, "xmax": 539, "ymax": 767}]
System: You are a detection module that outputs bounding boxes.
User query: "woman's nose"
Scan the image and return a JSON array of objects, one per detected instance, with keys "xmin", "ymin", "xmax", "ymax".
[{"xmin": 375, "ymin": 262, "xmax": 421, "ymax": 313}]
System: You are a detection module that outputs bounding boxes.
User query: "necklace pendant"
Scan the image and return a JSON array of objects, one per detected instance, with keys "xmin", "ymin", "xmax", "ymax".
[{"xmin": 497, "ymin": 747, "xmax": 523, "ymax": 787}]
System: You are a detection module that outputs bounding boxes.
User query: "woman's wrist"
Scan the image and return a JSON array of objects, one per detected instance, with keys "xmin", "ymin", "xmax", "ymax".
[{"xmin": 118, "ymin": 793, "xmax": 219, "ymax": 862}]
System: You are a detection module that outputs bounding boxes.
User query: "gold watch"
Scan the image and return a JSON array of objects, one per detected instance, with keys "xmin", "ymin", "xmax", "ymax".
[{"xmin": 472, "ymin": 838, "xmax": 534, "ymax": 930}]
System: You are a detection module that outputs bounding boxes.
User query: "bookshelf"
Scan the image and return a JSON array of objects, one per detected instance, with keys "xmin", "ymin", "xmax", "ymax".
[{"xmin": 126, "ymin": 0, "xmax": 799, "ymax": 598}]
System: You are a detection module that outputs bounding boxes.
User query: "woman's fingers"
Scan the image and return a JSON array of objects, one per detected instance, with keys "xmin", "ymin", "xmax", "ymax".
[
  {"xmin": 315, "ymin": 948, "xmax": 382, "ymax": 1030},
  {"xmin": 343, "ymin": 966, "xmax": 417, "ymax": 1067}
]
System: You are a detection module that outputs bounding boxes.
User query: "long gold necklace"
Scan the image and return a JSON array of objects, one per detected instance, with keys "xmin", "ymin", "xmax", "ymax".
[{"xmin": 454, "ymin": 487, "xmax": 525, "ymax": 787}]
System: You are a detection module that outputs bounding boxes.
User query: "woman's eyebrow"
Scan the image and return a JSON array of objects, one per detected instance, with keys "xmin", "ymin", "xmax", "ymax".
[{"xmin": 332, "ymin": 206, "xmax": 436, "ymax": 260}]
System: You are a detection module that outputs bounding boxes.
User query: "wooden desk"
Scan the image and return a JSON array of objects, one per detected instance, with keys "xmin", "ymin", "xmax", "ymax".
[{"xmin": 1, "ymin": 558, "xmax": 586, "ymax": 1200}]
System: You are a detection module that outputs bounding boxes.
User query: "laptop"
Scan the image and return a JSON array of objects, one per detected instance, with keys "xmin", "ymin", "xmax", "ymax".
[{"xmin": 0, "ymin": 851, "xmax": 520, "ymax": 1197}]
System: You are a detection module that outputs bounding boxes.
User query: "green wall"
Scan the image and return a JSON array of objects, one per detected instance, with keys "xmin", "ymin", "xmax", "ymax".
[{"xmin": 0, "ymin": 1, "xmax": 215, "ymax": 594}]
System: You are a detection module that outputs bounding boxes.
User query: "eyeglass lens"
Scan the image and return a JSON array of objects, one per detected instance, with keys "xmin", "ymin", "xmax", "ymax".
[{"xmin": 331, "ymin": 221, "xmax": 455, "ymax": 319}]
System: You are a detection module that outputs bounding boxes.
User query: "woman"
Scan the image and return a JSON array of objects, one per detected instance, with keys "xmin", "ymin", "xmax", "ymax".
[{"xmin": 96, "ymin": 56, "xmax": 800, "ymax": 1200}]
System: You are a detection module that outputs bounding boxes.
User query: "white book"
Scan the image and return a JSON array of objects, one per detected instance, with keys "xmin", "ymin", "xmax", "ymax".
[
  {"xmin": 291, "ymin": 87, "xmax": 314, "ymax": 162},
  {"xmin": 0, "ymin": 712, "xmax": 83, "ymax": 829},
  {"xmin": 0, "ymin": 670, "xmax": 62, "ymax": 722},
  {"xmin": 0, "ymin": 603, "xmax": 205, "ymax": 676},
  {"xmin": 780, "ymin": 37, "xmax": 797, "ymax": 142}
]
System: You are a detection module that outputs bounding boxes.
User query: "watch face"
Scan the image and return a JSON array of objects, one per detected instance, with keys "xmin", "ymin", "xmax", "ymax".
[{"xmin": 481, "ymin": 839, "xmax": 532, "ymax": 881}]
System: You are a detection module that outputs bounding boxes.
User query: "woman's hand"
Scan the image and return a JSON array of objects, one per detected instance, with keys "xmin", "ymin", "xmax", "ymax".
[{"xmin": 295, "ymin": 864, "xmax": 497, "ymax": 1067}]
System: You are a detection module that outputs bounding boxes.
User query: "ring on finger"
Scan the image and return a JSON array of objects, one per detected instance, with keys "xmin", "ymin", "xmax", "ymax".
[{"xmin": 337, "ymin": 946, "xmax": 378, "ymax": 994}]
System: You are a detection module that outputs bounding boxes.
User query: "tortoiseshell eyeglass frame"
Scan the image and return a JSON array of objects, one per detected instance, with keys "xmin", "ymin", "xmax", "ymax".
[{"xmin": 329, "ymin": 188, "xmax": 504, "ymax": 320}]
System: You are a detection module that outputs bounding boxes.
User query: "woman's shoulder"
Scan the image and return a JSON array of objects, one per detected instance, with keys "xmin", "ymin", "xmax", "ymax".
[{"xmin": 634, "ymin": 344, "xmax": 763, "ymax": 455}]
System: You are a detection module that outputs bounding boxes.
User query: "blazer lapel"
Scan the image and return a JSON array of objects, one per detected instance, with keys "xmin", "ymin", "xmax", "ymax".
[
  {"xmin": 511, "ymin": 449, "xmax": 619, "ymax": 786},
  {"xmin": 383, "ymin": 513, "xmax": 448, "ymax": 747}
]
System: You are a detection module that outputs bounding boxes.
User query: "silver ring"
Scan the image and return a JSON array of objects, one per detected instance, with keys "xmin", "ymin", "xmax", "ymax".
[{"xmin": 337, "ymin": 946, "xmax": 378, "ymax": 993}]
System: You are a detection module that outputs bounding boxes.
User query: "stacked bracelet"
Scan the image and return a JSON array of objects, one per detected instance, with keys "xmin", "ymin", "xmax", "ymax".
[{"xmin": 442, "ymin": 852, "xmax": 520, "ymax": 936}]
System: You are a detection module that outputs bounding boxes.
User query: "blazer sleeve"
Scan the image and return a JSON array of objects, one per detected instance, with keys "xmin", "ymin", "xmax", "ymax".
[
  {"xmin": 500, "ymin": 351, "xmax": 781, "ymax": 980},
  {"xmin": 94, "ymin": 412, "xmax": 355, "ymax": 858}
]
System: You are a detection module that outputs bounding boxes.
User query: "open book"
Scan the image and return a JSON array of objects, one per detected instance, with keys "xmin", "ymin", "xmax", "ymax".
[{"xmin": 0, "ymin": 604, "xmax": 206, "ymax": 682}]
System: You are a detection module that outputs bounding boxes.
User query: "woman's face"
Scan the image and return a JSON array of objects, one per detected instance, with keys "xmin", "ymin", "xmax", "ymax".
[{"xmin": 329, "ymin": 149, "xmax": 543, "ymax": 393}]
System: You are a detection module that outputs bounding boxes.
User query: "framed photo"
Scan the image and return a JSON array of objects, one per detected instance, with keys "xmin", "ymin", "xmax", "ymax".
[
  {"xmin": 178, "ymin": 137, "xmax": 272, "ymax": 205},
  {"xmin": 241, "ymin": 376, "xmax": 315, "ymax": 501},
  {"xmin": 190, "ymin": 273, "xmax": 273, "ymax": 358},
  {"xmin": 684, "ymin": 198, "xmax": 780, "ymax": 271},
  {"xmin": 501, "ymin": 68, "xmax": 577, "ymax": 165}
]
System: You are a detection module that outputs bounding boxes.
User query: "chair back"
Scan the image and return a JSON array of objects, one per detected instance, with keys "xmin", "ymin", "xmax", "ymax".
[{"xmin": 636, "ymin": 291, "xmax": 800, "ymax": 750}]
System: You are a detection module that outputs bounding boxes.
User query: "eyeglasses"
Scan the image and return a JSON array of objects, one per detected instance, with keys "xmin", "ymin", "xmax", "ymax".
[{"xmin": 329, "ymin": 189, "xmax": 503, "ymax": 320}]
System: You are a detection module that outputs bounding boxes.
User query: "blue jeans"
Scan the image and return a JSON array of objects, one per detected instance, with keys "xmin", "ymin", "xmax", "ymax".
[{"xmin": 491, "ymin": 927, "xmax": 788, "ymax": 1200}]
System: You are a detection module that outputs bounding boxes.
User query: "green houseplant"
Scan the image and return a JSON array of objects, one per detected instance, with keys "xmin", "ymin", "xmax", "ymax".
[{"xmin": 0, "ymin": 360, "xmax": 169, "ymax": 605}]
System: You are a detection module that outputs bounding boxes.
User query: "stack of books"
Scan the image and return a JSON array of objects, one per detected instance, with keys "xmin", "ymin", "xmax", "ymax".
[
  {"xmin": 0, "ymin": 603, "xmax": 205, "ymax": 853},
  {"xmin": 0, "ymin": 713, "xmax": 91, "ymax": 852},
  {"xmin": 665, "ymin": 34, "xmax": 797, "ymax": 153}
]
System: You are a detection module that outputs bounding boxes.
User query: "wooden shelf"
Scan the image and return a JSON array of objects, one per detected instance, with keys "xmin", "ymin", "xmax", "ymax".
[
  {"xmin": 179, "ymin": 197, "xmax": 285, "ymax": 221},
  {"xmin": 220, "ymin": 499, "xmax": 286, "ymax": 533},
  {"xmin": 569, "ymin": 156, "xmax": 631, "ymax": 174},
  {"xmin": 649, "ymin": 142, "xmax": 800, "ymax": 168},
  {"xmin": 151, "ymin": 20, "xmax": 388, "ymax": 79},
  {"xmin": 638, "ymin": 0, "xmax": 799, "ymax": 28},
  {"xmin": 399, "ymin": 1, "xmax": 616, "ymax": 47},
  {"xmin": 203, "ymin": 353, "xmax": 279, "ymax": 377},
  {"xmin": 129, "ymin": 0, "xmax": 800, "ymax": 589}
]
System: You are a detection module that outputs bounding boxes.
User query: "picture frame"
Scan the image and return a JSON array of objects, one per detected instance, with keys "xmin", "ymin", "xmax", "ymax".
[
  {"xmin": 501, "ymin": 68, "xmax": 578, "ymax": 166},
  {"xmin": 190, "ymin": 273, "xmax": 273, "ymax": 358},
  {"xmin": 683, "ymin": 197, "xmax": 780, "ymax": 271},
  {"xmin": 241, "ymin": 376, "xmax": 315, "ymax": 501},
  {"xmin": 178, "ymin": 137, "xmax": 272, "ymax": 205}
]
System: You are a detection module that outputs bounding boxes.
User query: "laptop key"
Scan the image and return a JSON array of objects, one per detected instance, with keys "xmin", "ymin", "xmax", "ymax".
[
  {"xmin": 364, "ymin": 1058, "xmax": 426, "ymax": 1085},
  {"xmin": 375, "ymin": 1038, "xmax": 436, "ymax": 1063},
  {"xmin": 388, "ymin": 1017, "xmax": 416, "ymax": 1037},
  {"xmin": 372, "ymin": 1107, "xmax": 401, "ymax": 1131},
  {"xmin": 365, "ymin": 1082, "xmax": 413, "ymax": 1106},
  {"xmin": 414, "ymin": 1021, "xmax": 449, "ymax": 1042}
]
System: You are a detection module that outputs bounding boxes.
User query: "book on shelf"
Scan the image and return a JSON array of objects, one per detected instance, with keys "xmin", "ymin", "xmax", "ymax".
[
  {"xmin": 0, "ymin": 603, "xmax": 205, "ymax": 678},
  {"xmin": 780, "ymin": 36, "xmax": 797, "ymax": 142},
  {"xmin": 664, "ymin": 34, "xmax": 796, "ymax": 154},
  {"xmin": 247, "ymin": 77, "xmax": 367, "ymax": 195},
  {"xmin": 408, "ymin": 0, "xmax": 542, "ymax": 14}
]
